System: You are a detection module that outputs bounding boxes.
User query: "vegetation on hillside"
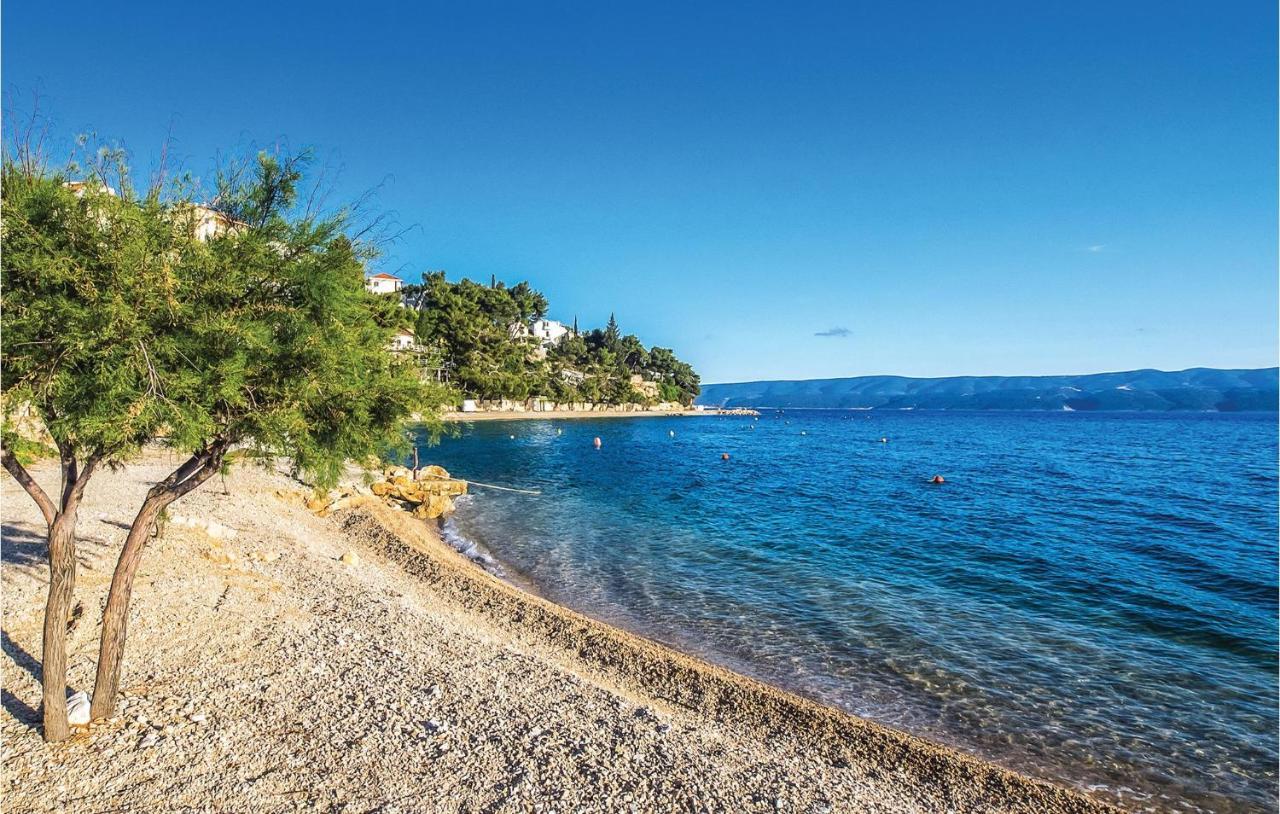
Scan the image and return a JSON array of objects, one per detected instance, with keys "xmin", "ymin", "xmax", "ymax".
[{"xmin": 401, "ymin": 272, "xmax": 701, "ymax": 406}]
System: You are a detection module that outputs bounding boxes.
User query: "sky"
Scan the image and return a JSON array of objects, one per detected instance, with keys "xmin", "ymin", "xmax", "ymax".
[{"xmin": 4, "ymin": 1, "xmax": 1276, "ymax": 383}]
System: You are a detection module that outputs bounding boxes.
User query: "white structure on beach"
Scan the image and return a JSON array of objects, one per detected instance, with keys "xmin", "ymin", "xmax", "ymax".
[{"xmin": 366, "ymin": 272, "xmax": 404, "ymax": 295}]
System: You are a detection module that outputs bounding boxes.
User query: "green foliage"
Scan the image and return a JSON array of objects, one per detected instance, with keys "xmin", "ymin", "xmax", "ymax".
[
  {"xmin": 2, "ymin": 155, "xmax": 200, "ymax": 467},
  {"xmin": 2, "ymin": 147, "xmax": 446, "ymax": 488},
  {"xmin": 408, "ymin": 272, "xmax": 700, "ymax": 406},
  {"xmin": 0, "ymin": 430, "xmax": 56, "ymax": 466}
]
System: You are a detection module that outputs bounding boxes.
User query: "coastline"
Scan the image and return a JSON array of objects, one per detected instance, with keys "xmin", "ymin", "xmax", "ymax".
[
  {"xmin": 356, "ymin": 502, "xmax": 1117, "ymax": 814},
  {"xmin": 441, "ymin": 408, "xmax": 754, "ymax": 422},
  {"xmin": 1, "ymin": 452, "xmax": 1118, "ymax": 813}
]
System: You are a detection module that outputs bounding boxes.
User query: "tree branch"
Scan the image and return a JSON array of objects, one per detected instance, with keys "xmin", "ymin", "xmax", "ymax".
[
  {"xmin": 65, "ymin": 455, "xmax": 101, "ymax": 511},
  {"xmin": 1, "ymin": 447, "xmax": 57, "ymax": 526},
  {"xmin": 153, "ymin": 437, "xmax": 231, "ymax": 500}
]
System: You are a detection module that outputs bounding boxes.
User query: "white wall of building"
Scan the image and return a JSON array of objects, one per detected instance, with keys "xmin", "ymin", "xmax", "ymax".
[
  {"xmin": 366, "ymin": 274, "xmax": 403, "ymax": 295},
  {"xmin": 531, "ymin": 319, "xmax": 571, "ymax": 346}
]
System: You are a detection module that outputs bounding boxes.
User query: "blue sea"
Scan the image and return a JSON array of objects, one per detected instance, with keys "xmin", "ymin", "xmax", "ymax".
[{"xmin": 412, "ymin": 411, "xmax": 1278, "ymax": 813}]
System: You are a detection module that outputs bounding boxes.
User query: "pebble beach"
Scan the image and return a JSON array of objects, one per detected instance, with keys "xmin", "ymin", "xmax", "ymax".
[{"xmin": 1, "ymin": 451, "xmax": 1118, "ymax": 813}]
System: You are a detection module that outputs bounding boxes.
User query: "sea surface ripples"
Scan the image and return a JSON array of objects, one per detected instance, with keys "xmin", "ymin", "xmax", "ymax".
[{"xmin": 416, "ymin": 411, "xmax": 1277, "ymax": 813}]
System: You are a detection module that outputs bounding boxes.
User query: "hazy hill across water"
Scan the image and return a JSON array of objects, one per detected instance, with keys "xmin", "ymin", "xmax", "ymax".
[{"xmin": 696, "ymin": 367, "xmax": 1279, "ymax": 411}]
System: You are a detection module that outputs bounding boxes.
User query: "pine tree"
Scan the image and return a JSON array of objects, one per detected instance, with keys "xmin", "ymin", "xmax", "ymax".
[{"xmin": 604, "ymin": 312, "xmax": 621, "ymax": 352}]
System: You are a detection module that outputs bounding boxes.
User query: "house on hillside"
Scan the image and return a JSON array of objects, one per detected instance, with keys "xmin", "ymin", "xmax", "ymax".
[
  {"xmin": 389, "ymin": 328, "xmax": 416, "ymax": 352},
  {"xmin": 531, "ymin": 319, "xmax": 572, "ymax": 347},
  {"xmin": 64, "ymin": 183, "xmax": 239, "ymax": 242},
  {"xmin": 64, "ymin": 180, "xmax": 118, "ymax": 198},
  {"xmin": 190, "ymin": 205, "xmax": 238, "ymax": 241},
  {"xmin": 366, "ymin": 272, "xmax": 404, "ymax": 295}
]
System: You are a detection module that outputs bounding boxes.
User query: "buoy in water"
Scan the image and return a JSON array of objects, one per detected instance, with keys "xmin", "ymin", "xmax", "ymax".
[
  {"xmin": 930, "ymin": 474, "xmax": 946, "ymax": 484},
  {"xmin": 801, "ymin": 431, "xmax": 807, "ymax": 435},
  {"xmin": 669, "ymin": 430, "xmax": 675, "ymax": 437},
  {"xmin": 509, "ymin": 435, "xmax": 515, "ymax": 440},
  {"xmin": 556, "ymin": 428, "xmax": 562, "ymax": 435},
  {"xmin": 721, "ymin": 453, "xmax": 730, "ymax": 461},
  {"xmin": 593, "ymin": 437, "xmax": 602, "ymax": 449},
  {"xmin": 879, "ymin": 437, "xmax": 889, "ymax": 443}
]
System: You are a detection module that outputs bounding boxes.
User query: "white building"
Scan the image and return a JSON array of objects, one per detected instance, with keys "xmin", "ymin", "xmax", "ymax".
[
  {"xmin": 191, "ymin": 205, "xmax": 237, "ymax": 241},
  {"xmin": 530, "ymin": 319, "xmax": 572, "ymax": 347},
  {"xmin": 366, "ymin": 272, "xmax": 404, "ymax": 295},
  {"xmin": 388, "ymin": 328, "xmax": 416, "ymax": 352}
]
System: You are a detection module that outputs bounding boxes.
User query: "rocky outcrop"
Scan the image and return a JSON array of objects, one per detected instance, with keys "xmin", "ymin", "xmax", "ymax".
[
  {"xmin": 301, "ymin": 465, "xmax": 469, "ymax": 521},
  {"xmin": 368, "ymin": 465, "xmax": 468, "ymax": 519}
]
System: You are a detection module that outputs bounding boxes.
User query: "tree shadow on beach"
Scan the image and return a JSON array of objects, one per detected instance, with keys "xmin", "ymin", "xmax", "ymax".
[
  {"xmin": 1, "ymin": 629, "xmax": 47, "ymax": 731},
  {"xmin": 1, "ymin": 523, "xmax": 49, "ymax": 571},
  {"xmin": 1, "ymin": 628, "xmax": 86, "ymax": 733},
  {"xmin": 2, "ymin": 521, "xmax": 114, "ymax": 579}
]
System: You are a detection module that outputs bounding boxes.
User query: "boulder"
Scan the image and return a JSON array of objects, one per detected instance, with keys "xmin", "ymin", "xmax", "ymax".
[
  {"xmin": 413, "ymin": 494, "xmax": 456, "ymax": 520},
  {"xmin": 393, "ymin": 484, "xmax": 425, "ymax": 504}
]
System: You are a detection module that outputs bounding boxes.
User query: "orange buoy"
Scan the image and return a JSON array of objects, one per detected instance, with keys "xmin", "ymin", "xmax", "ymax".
[
  {"xmin": 930, "ymin": 474, "xmax": 945, "ymax": 484},
  {"xmin": 721, "ymin": 453, "xmax": 730, "ymax": 461},
  {"xmin": 593, "ymin": 437, "xmax": 602, "ymax": 449}
]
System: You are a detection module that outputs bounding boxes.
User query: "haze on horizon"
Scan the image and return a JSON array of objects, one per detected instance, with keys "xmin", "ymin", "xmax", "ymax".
[{"xmin": 4, "ymin": 1, "xmax": 1275, "ymax": 383}]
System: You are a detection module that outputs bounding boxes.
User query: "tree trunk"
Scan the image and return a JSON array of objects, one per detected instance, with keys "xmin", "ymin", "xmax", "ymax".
[
  {"xmin": 89, "ymin": 440, "xmax": 226, "ymax": 720},
  {"xmin": 3, "ymin": 446, "xmax": 99, "ymax": 741},
  {"xmin": 40, "ymin": 514, "xmax": 77, "ymax": 742},
  {"xmin": 89, "ymin": 494, "xmax": 168, "ymax": 720}
]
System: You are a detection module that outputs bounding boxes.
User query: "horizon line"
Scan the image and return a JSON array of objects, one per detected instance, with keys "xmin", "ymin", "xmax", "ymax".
[{"xmin": 702, "ymin": 364, "xmax": 1280, "ymax": 387}]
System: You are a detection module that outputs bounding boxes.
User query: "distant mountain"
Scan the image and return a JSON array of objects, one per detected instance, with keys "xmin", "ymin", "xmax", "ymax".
[{"xmin": 696, "ymin": 368, "xmax": 1279, "ymax": 411}]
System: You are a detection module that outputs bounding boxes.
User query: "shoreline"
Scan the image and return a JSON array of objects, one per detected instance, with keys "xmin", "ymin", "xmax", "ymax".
[
  {"xmin": 442, "ymin": 408, "xmax": 757, "ymax": 422},
  {"xmin": 444, "ymin": 409, "xmax": 694, "ymax": 422},
  {"xmin": 351, "ymin": 500, "xmax": 1117, "ymax": 813},
  {"xmin": 1, "ymin": 454, "xmax": 1119, "ymax": 812}
]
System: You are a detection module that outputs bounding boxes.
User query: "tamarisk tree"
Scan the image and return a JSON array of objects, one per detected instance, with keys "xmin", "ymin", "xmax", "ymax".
[
  {"xmin": 2, "ymin": 147, "xmax": 438, "ymax": 736},
  {"xmin": 1, "ymin": 155, "xmax": 200, "ymax": 741}
]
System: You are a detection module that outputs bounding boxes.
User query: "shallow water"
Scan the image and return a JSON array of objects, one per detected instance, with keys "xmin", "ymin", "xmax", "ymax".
[{"xmin": 413, "ymin": 411, "xmax": 1278, "ymax": 813}]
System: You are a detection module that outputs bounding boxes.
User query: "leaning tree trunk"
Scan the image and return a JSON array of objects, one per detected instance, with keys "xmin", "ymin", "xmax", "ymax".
[
  {"xmin": 90, "ymin": 442, "xmax": 225, "ymax": 720},
  {"xmin": 89, "ymin": 494, "xmax": 167, "ymax": 720},
  {"xmin": 40, "ymin": 514, "xmax": 78, "ymax": 742}
]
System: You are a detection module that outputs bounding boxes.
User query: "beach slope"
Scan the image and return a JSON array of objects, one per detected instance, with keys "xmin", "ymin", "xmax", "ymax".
[{"xmin": 1, "ymin": 453, "xmax": 1118, "ymax": 813}]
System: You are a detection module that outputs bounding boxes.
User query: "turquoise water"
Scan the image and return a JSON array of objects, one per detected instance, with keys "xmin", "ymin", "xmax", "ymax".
[{"xmin": 412, "ymin": 411, "xmax": 1278, "ymax": 813}]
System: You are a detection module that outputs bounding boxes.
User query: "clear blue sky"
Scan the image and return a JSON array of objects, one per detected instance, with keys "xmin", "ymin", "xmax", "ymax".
[{"xmin": 5, "ymin": 1, "xmax": 1275, "ymax": 383}]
